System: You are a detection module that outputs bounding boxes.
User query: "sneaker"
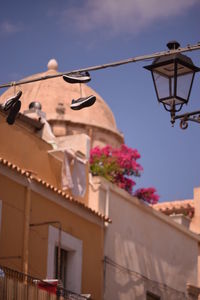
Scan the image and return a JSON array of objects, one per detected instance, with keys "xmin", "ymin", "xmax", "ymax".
[
  {"xmin": 63, "ymin": 71, "xmax": 91, "ymax": 84},
  {"xmin": 6, "ymin": 100, "xmax": 21, "ymax": 125},
  {"xmin": 70, "ymin": 95, "xmax": 96, "ymax": 110},
  {"xmin": 2, "ymin": 90, "xmax": 22, "ymax": 111}
]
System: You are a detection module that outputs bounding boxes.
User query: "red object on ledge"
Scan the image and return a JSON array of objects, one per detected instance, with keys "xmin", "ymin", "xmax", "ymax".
[{"xmin": 36, "ymin": 279, "xmax": 59, "ymax": 295}]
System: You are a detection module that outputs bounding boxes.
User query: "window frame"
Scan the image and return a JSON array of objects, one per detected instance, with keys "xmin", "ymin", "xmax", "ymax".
[
  {"xmin": 55, "ymin": 246, "xmax": 68, "ymax": 288},
  {"xmin": 47, "ymin": 225, "xmax": 82, "ymax": 293}
]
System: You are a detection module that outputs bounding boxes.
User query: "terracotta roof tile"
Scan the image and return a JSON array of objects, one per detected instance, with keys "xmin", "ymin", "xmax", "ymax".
[
  {"xmin": 0, "ymin": 157, "xmax": 111, "ymax": 223},
  {"xmin": 152, "ymin": 199, "xmax": 194, "ymax": 217}
]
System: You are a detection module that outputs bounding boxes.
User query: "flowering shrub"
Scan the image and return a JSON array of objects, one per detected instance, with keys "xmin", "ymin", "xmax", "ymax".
[
  {"xmin": 134, "ymin": 188, "xmax": 159, "ymax": 205},
  {"xmin": 90, "ymin": 144, "xmax": 159, "ymax": 204}
]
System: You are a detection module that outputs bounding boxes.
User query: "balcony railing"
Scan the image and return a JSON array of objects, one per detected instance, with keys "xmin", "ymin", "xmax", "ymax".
[{"xmin": 0, "ymin": 265, "xmax": 89, "ymax": 300}]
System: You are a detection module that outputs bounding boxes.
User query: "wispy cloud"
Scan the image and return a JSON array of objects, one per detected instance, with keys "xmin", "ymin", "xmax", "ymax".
[
  {"xmin": 0, "ymin": 20, "xmax": 24, "ymax": 35},
  {"xmin": 59, "ymin": 0, "xmax": 198, "ymax": 35}
]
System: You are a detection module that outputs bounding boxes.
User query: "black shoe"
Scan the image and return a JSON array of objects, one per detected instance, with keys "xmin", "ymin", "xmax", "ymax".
[
  {"xmin": 6, "ymin": 100, "xmax": 21, "ymax": 125},
  {"xmin": 70, "ymin": 95, "xmax": 96, "ymax": 110},
  {"xmin": 2, "ymin": 90, "xmax": 22, "ymax": 111},
  {"xmin": 63, "ymin": 71, "xmax": 91, "ymax": 84}
]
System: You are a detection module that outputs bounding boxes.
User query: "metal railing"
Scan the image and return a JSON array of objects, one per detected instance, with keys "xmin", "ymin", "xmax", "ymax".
[{"xmin": 0, "ymin": 265, "xmax": 89, "ymax": 300}]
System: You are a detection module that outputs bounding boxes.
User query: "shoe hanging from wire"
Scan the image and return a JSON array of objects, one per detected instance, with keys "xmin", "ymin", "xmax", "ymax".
[
  {"xmin": 62, "ymin": 71, "xmax": 96, "ymax": 110},
  {"xmin": 70, "ymin": 95, "xmax": 96, "ymax": 111},
  {"xmin": 62, "ymin": 71, "xmax": 91, "ymax": 84},
  {"xmin": 1, "ymin": 90, "xmax": 22, "ymax": 125}
]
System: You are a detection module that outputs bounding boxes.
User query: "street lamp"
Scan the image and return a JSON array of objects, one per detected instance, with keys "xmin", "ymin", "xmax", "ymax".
[{"xmin": 144, "ymin": 41, "xmax": 200, "ymax": 129}]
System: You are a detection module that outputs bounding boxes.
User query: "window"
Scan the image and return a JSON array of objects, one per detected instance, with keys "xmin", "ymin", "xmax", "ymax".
[
  {"xmin": 146, "ymin": 291, "xmax": 160, "ymax": 300},
  {"xmin": 47, "ymin": 225, "xmax": 82, "ymax": 294},
  {"xmin": 55, "ymin": 247, "xmax": 68, "ymax": 288}
]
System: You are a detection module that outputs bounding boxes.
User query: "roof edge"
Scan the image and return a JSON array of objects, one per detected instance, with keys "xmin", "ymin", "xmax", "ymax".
[
  {"xmin": 90, "ymin": 176, "xmax": 200, "ymax": 242},
  {"xmin": 0, "ymin": 157, "xmax": 111, "ymax": 223},
  {"xmin": 0, "ymin": 108, "xmax": 43, "ymax": 130}
]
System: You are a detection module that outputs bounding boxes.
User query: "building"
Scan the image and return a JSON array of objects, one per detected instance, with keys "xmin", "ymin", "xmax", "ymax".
[
  {"xmin": 0, "ymin": 92, "xmax": 110, "ymax": 299},
  {"xmin": 153, "ymin": 188, "xmax": 200, "ymax": 235},
  {"xmin": 0, "ymin": 59, "xmax": 200, "ymax": 300},
  {"xmin": 89, "ymin": 176, "xmax": 200, "ymax": 300}
]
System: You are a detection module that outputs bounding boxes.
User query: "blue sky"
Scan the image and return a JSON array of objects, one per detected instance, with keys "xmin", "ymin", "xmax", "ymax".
[{"xmin": 0, "ymin": 0, "xmax": 200, "ymax": 202}]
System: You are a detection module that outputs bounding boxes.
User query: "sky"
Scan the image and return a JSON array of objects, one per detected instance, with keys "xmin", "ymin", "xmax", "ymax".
[{"xmin": 0, "ymin": 0, "xmax": 200, "ymax": 202}]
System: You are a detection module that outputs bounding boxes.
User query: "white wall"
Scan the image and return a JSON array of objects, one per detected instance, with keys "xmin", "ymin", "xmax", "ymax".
[{"xmin": 89, "ymin": 177, "xmax": 199, "ymax": 300}]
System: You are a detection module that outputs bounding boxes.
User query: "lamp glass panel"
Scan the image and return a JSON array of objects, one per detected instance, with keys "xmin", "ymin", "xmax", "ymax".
[
  {"xmin": 152, "ymin": 72, "xmax": 171, "ymax": 99},
  {"xmin": 177, "ymin": 71, "xmax": 194, "ymax": 101}
]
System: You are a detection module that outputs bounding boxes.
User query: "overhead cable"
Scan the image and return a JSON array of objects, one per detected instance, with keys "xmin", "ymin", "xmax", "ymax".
[
  {"xmin": 0, "ymin": 42, "xmax": 200, "ymax": 90},
  {"xmin": 104, "ymin": 256, "xmax": 186, "ymax": 297}
]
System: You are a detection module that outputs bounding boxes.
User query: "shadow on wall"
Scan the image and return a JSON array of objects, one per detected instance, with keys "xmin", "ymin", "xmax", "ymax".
[{"xmin": 104, "ymin": 226, "xmax": 192, "ymax": 300}]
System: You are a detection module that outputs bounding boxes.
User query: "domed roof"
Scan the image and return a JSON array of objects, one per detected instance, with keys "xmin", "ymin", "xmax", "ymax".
[{"xmin": 1, "ymin": 59, "xmax": 119, "ymax": 133}]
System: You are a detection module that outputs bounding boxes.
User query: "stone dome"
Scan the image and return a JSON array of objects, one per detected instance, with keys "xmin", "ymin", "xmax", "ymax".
[{"xmin": 0, "ymin": 59, "xmax": 124, "ymax": 147}]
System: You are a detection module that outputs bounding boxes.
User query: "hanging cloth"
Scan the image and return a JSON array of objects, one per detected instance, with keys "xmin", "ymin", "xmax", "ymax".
[
  {"xmin": 71, "ymin": 159, "xmax": 86, "ymax": 197},
  {"xmin": 61, "ymin": 150, "xmax": 74, "ymax": 190}
]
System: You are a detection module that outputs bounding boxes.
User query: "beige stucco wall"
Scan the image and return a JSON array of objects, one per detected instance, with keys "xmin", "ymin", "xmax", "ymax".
[
  {"xmin": 0, "ymin": 170, "xmax": 104, "ymax": 300},
  {"xmin": 49, "ymin": 120, "xmax": 124, "ymax": 149},
  {"xmin": 89, "ymin": 176, "xmax": 200, "ymax": 300},
  {"xmin": 0, "ymin": 114, "xmax": 60, "ymax": 188},
  {"xmin": 190, "ymin": 187, "xmax": 200, "ymax": 234},
  {"xmin": 0, "ymin": 114, "xmax": 91, "ymax": 204}
]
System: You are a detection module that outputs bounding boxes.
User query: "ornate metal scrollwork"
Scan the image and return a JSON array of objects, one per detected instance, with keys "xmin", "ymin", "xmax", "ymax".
[
  {"xmin": 180, "ymin": 119, "xmax": 188, "ymax": 130},
  {"xmin": 172, "ymin": 110, "xmax": 200, "ymax": 129}
]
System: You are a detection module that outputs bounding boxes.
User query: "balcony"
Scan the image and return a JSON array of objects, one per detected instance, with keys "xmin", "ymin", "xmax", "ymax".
[{"xmin": 0, "ymin": 265, "xmax": 88, "ymax": 300}]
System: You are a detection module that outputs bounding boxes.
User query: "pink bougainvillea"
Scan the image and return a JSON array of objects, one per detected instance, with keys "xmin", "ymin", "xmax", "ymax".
[
  {"xmin": 90, "ymin": 144, "xmax": 159, "ymax": 204},
  {"xmin": 134, "ymin": 188, "xmax": 159, "ymax": 205}
]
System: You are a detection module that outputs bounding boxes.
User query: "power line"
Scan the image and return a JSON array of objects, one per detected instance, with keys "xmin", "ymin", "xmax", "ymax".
[
  {"xmin": 104, "ymin": 256, "xmax": 186, "ymax": 297},
  {"xmin": 0, "ymin": 42, "xmax": 200, "ymax": 89}
]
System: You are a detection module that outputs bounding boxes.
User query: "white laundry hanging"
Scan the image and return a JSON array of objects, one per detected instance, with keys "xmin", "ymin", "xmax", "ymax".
[
  {"xmin": 71, "ymin": 158, "xmax": 86, "ymax": 197},
  {"xmin": 40, "ymin": 118, "xmax": 57, "ymax": 148},
  {"xmin": 61, "ymin": 150, "xmax": 74, "ymax": 190},
  {"xmin": 61, "ymin": 149, "xmax": 87, "ymax": 194}
]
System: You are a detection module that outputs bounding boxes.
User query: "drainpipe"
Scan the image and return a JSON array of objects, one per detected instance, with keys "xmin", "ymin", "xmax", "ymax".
[
  {"xmin": 22, "ymin": 178, "xmax": 32, "ymax": 275},
  {"xmin": 103, "ymin": 187, "xmax": 110, "ymax": 299},
  {"xmin": 58, "ymin": 223, "xmax": 61, "ymax": 281},
  {"xmin": 105, "ymin": 186, "xmax": 110, "ymax": 227}
]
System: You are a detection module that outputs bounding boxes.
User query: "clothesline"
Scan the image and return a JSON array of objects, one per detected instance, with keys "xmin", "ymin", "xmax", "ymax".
[{"xmin": 0, "ymin": 42, "xmax": 200, "ymax": 89}]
